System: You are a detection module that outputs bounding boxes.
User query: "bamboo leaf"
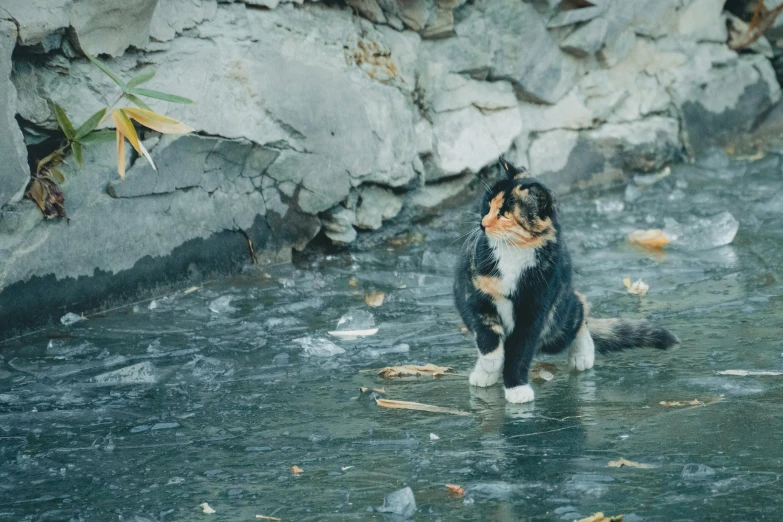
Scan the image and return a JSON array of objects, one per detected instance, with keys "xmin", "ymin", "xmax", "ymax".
[
  {"xmin": 124, "ymin": 93, "xmax": 153, "ymax": 111},
  {"xmin": 72, "ymin": 141, "xmax": 83, "ymax": 167},
  {"xmin": 83, "ymin": 50, "xmax": 127, "ymax": 90},
  {"xmin": 28, "ymin": 180, "xmax": 46, "ymax": 210},
  {"xmin": 123, "ymin": 107, "xmax": 193, "ymax": 134},
  {"xmin": 111, "ymin": 109, "xmax": 142, "ymax": 155},
  {"xmin": 126, "ymin": 69, "xmax": 156, "ymax": 89},
  {"xmin": 129, "ymin": 87, "xmax": 194, "ymax": 104},
  {"xmin": 74, "ymin": 108, "xmax": 107, "ymax": 141},
  {"xmin": 116, "ymin": 129, "xmax": 126, "ymax": 179},
  {"xmin": 53, "ymin": 103, "xmax": 75, "ymax": 140},
  {"xmin": 50, "ymin": 167, "xmax": 65, "ymax": 183},
  {"xmin": 375, "ymin": 398, "xmax": 470, "ymax": 416},
  {"xmin": 80, "ymin": 130, "xmax": 116, "ymax": 144},
  {"xmin": 138, "ymin": 139, "xmax": 157, "ymax": 171}
]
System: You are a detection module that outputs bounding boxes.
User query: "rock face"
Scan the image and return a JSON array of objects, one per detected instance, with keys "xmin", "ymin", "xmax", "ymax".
[{"xmin": 0, "ymin": 0, "xmax": 780, "ymax": 331}]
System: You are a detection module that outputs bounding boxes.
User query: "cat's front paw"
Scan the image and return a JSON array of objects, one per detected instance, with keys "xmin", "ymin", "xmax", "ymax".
[
  {"xmin": 504, "ymin": 384, "xmax": 535, "ymax": 403},
  {"xmin": 469, "ymin": 367, "xmax": 500, "ymax": 387},
  {"xmin": 568, "ymin": 353, "xmax": 594, "ymax": 372}
]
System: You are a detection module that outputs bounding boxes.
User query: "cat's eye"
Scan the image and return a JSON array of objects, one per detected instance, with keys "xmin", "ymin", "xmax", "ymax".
[{"xmin": 500, "ymin": 212, "xmax": 513, "ymax": 220}]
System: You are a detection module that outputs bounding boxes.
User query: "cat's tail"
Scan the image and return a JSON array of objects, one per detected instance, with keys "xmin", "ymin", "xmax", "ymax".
[{"xmin": 586, "ymin": 318, "xmax": 679, "ymax": 353}]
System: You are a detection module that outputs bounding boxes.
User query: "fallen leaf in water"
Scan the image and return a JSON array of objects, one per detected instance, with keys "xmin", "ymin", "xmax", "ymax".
[
  {"xmin": 255, "ymin": 516, "xmax": 281, "ymax": 521},
  {"xmin": 532, "ymin": 362, "xmax": 557, "ymax": 381},
  {"xmin": 446, "ymin": 484, "xmax": 465, "ymax": 497},
  {"xmin": 718, "ymin": 370, "xmax": 783, "ymax": 376},
  {"xmin": 183, "ymin": 286, "xmax": 200, "ymax": 294},
  {"xmin": 341, "ymin": 466, "xmax": 354, "ymax": 471},
  {"xmin": 660, "ymin": 399, "xmax": 702, "ymax": 406},
  {"xmin": 460, "ymin": 326, "xmax": 469, "ymax": 333},
  {"xmin": 365, "ymin": 292, "xmax": 385, "ymax": 307},
  {"xmin": 375, "ymin": 398, "xmax": 470, "ymax": 416},
  {"xmin": 376, "ymin": 363, "xmax": 453, "ymax": 378},
  {"xmin": 360, "ymin": 386, "xmax": 386, "ymax": 394},
  {"xmin": 627, "ymin": 229, "xmax": 670, "ymax": 249},
  {"xmin": 575, "ymin": 513, "xmax": 624, "ymax": 522},
  {"xmin": 623, "ymin": 278, "xmax": 649, "ymax": 296},
  {"xmin": 608, "ymin": 458, "xmax": 656, "ymax": 469},
  {"xmin": 328, "ymin": 328, "xmax": 379, "ymax": 340},
  {"xmin": 200, "ymin": 502, "xmax": 216, "ymax": 514},
  {"xmin": 291, "ymin": 465, "xmax": 303, "ymax": 474},
  {"xmin": 348, "ymin": 278, "xmax": 358, "ymax": 287},
  {"xmin": 430, "ymin": 433, "xmax": 440, "ymax": 441}
]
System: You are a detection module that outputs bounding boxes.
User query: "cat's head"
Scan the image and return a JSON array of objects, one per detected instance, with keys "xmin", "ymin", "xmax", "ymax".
[{"xmin": 479, "ymin": 156, "xmax": 557, "ymax": 248}]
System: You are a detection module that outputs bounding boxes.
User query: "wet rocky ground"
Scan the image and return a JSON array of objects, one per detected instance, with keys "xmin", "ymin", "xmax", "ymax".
[{"xmin": 1, "ymin": 149, "xmax": 782, "ymax": 521}]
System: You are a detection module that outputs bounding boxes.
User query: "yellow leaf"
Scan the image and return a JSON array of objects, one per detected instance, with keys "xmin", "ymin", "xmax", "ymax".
[
  {"xmin": 375, "ymin": 398, "xmax": 470, "ymax": 416},
  {"xmin": 112, "ymin": 109, "xmax": 142, "ymax": 155},
  {"xmin": 575, "ymin": 513, "xmax": 624, "ymax": 522},
  {"xmin": 607, "ymin": 458, "xmax": 656, "ymax": 469},
  {"xmin": 290, "ymin": 465, "xmax": 303, "ymax": 474},
  {"xmin": 365, "ymin": 291, "xmax": 385, "ymax": 307},
  {"xmin": 123, "ymin": 107, "xmax": 194, "ymax": 134},
  {"xmin": 375, "ymin": 363, "xmax": 453, "ymax": 378},
  {"xmin": 116, "ymin": 129, "xmax": 126, "ymax": 179}
]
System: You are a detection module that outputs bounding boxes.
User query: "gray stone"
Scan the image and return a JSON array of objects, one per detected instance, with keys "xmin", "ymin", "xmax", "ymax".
[
  {"xmin": 598, "ymin": 28, "xmax": 636, "ymax": 68},
  {"xmin": 69, "ymin": 0, "xmax": 159, "ymax": 57},
  {"xmin": 561, "ymin": 18, "xmax": 609, "ymax": 57},
  {"xmin": 148, "ymin": 0, "xmax": 219, "ymax": 43},
  {"xmin": 677, "ymin": 0, "xmax": 727, "ymax": 43},
  {"xmin": 346, "ymin": 0, "xmax": 387, "ymax": 24},
  {"xmin": 547, "ymin": 3, "xmax": 608, "ymax": 28},
  {"xmin": 431, "ymin": 77, "xmax": 517, "ymax": 113},
  {"xmin": 1, "ymin": 0, "xmax": 71, "ymax": 47},
  {"xmin": 355, "ymin": 185, "xmax": 404, "ymax": 230},
  {"xmin": 321, "ymin": 206, "xmax": 357, "ymax": 244},
  {"xmin": 410, "ymin": 172, "xmax": 472, "ymax": 209},
  {"xmin": 0, "ymin": 21, "xmax": 29, "ymax": 211},
  {"xmin": 377, "ymin": 487, "xmax": 417, "ymax": 518},
  {"xmin": 267, "ymin": 153, "xmax": 352, "ymax": 215}
]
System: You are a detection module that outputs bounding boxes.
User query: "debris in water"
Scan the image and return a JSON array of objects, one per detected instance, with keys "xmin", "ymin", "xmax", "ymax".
[
  {"xmin": 659, "ymin": 397, "xmax": 722, "ymax": 407},
  {"xmin": 633, "ymin": 166, "xmax": 670, "ymax": 186},
  {"xmin": 330, "ymin": 310, "xmax": 378, "ymax": 339},
  {"xmin": 377, "ymin": 486, "xmax": 417, "ymax": 517},
  {"xmin": 60, "ymin": 312, "xmax": 84, "ymax": 326},
  {"xmin": 348, "ymin": 278, "xmax": 358, "ymax": 286},
  {"xmin": 183, "ymin": 286, "xmax": 200, "ymax": 294},
  {"xmin": 430, "ymin": 433, "xmax": 440, "ymax": 441},
  {"xmin": 375, "ymin": 363, "xmax": 453, "ymax": 378},
  {"xmin": 291, "ymin": 465, "xmax": 303, "ymax": 474},
  {"xmin": 446, "ymin": 484, "xmax": 465, "ymax": 497},
  {"xmin": 200, "ymin": 502, "xmax": 216, "ymax": 514},
  {"xmin": 575, "ymin": 513, "xmax": 624, "ymax": 522},
  {"xmin": 341, "ymin": 466, "xmax": 354, "ymax": 472},
  {"xmin": 531, "ymin": 362, "xmax": 557, "ymax": 381},
  {"xmin": 294, "ymin": 337, "xmax": 346, "ymax": 357},
  {"xmin": 718, "ymin": 370, "xmax": 783, "ymax": 376},
  {"xmin": 209, "ymin": 295, "xmax": 237, "ymax": 314},
  {"xmin": 365, "ymin": 292, "xmax": 385, "ymax": 307},
  {"xmin": 627, "ymin": 229, "xmax": 670, "ymax": 249},
  {"xmin": 663, "ymin": 211, "xmax": 739, "ymax": 250},
  {"xmin": 375, "ymin": 398, "xmax": 470, "ymax": 416},
  {"xmin": 607, "ymin": 458, "xmax": 656, "ymax": 469},
  {"xmin": 623, "ymin": 278, "xmax": 649, "ymax": 296},
  {"xmin": 360, "ymin": 386, "xmax": 386, "ymax": 394},
  {"xmin": 594, "ymin": 199, "xmax": 624, "ymax": 214},
  {"xmin": 255, "ymin": 516, "xmax": 281, "ymax": 521}
]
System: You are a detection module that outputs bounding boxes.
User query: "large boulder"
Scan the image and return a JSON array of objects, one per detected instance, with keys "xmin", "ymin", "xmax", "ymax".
[{"xmin": 0, "ymin": 21, "xmax": 29, "ymax": 211}]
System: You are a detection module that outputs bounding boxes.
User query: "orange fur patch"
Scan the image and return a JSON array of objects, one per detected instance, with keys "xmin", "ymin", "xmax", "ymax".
[
  {"xmin": 481, "ymin": 192, "xmax": 504, "ymax": 229},
  {"xmin": 473, "ymin": 275, "xmax": 503, "ymax": 298}
]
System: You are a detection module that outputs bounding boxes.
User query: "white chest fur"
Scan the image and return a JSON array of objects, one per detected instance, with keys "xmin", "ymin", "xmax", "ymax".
[{"xmin": 489, "ymin": 241, "xmax": 537, "ymax": 334}]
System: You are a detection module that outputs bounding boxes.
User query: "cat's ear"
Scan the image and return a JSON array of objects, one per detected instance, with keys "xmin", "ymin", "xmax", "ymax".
[
  {"xmin": 532, "ymin": 185, "xmax": 556, "ymax": 216},
  {"xmin": 498, "ymin": 155, "xmax": 528, "ymax": 180}
]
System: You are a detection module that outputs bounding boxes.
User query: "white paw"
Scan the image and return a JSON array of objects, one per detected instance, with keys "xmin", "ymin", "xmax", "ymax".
[
  {"xmin": 469, "ymin": 367, "xmax": 500, "ymax": 387},
  {"xmin": 504, "ymin": 384, "xmax": 535, "ymax": 403},
  {"xmin": 568, "ymin": 354, "xmax": 595, "ymax": 372}
]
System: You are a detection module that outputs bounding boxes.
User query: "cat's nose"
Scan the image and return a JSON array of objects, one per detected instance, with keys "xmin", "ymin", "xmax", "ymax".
[{"xmin": 481, "ymin": 214, "xmax": 494, "ymax": 229}]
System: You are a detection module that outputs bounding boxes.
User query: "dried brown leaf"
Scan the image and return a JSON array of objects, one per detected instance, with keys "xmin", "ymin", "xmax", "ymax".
[
  {"xmin": 607, "ymin": 458, "xmax": 656, "ymax": 469},
  {"xmin": 377, "ymin": 363, "xmax": 453, "ymax": 378},
  {"xmin": 365, "ymin": 291, "xmax": 385, "ymax": 307},
  {"xmin": 290, "ymin": 465, "xmax": 303, "ymax": 474},
  {"xmin": 375, "ymin": 398, "xmax": 470, "ymax": 416},
  {"xmin": 659, "ymin": 396, "xmax": 722, "ymax": 407},
  {"xmin": 348, "ymin": 278, "xmax": 358, "ymax": 287},
  {"xmin": 532, "ymin": 362, "xmax": 557, "ymax": 381},
  {"xmin": 446, "ymin": 484, "xmax": 465, "ymax": 497},
  {"xmin": 360, "ymin": 386, "xmax": 385, "ymax": 394},
  {"xmin": 628, "ymin": 229, "xmax": 670, "ymax": 249}
]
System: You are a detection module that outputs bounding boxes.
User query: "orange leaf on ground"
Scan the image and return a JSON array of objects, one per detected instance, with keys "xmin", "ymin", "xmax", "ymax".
[
  {"xmin": 375, "ymin": 398, "xmax": 470, "ymax": 416},
  {"xmin": 627, "ymin": 229, "xmax": 670, "ymax": 248},
  {"xmin": 446, "ymin": 484, "xmax": 465, "ymax": 497},
  {"xmin": 365, "ymin": 292, "xmax": 385, "ymax": 307},
  {"xmin": 376, "ymin": 363, "xmax": 453, "ymax": 378},
  {"xmin": 290, "ymin": 465, "xmax": 303, "ymax": 474},
  {"xmin": 575, "ymin": 513, "xmax": 624, "ymax": 522}
]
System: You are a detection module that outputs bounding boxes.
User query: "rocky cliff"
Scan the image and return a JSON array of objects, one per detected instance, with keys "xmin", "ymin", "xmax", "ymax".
[{"xmin": 0, "ymin": 0, "xmax": 779, "ymax": 332}]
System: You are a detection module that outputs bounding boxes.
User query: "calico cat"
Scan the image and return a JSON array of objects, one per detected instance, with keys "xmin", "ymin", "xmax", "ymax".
[{"xmin": 454, "ymin": 157, "xmax": 679, "ymax": 403}]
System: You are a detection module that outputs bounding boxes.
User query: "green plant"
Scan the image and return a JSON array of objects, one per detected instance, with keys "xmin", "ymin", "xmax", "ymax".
[{"xmin": 27, "ymin": 50, "xmax": 195, "ymax": 219}]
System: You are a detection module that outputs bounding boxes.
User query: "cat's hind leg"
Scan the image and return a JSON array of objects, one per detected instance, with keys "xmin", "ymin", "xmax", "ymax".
[
  {"xmin": 469, "ymin": 322, "xmax": 505, "ymax": 387},
  {"xmin": 568, "ymin": 324, "xmax": 595, "ymax": 372}
]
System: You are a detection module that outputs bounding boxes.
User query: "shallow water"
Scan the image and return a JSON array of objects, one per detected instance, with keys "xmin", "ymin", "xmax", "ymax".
[{"xmin": 2, "ymin": 150, "xmax": 783, "ymax": 521}]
